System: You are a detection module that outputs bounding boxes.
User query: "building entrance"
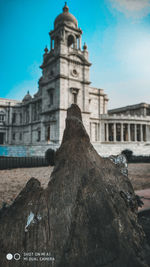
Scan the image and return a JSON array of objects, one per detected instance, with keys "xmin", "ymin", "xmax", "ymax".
[{"xmin": 0, "ymin": 133, "xmax": 4, "ymax": 144}]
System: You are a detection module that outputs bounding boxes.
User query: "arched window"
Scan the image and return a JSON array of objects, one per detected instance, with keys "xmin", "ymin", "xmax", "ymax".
[
  {"xmin": 0, "ymin": 111, "xmax": 5, "ymax": 122},
  {"xmin": 67, "ymin": 35, "xmax": 74, "ymax": 48},
  {"xmin": 70, "ymin": 88, "xmax": 79, "ymax": 104}
]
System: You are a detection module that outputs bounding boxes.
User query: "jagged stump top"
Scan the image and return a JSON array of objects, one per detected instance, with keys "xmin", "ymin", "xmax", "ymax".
[{"xmin": 62, "ymin": 104, "xmax": 90, "ymax": 143}]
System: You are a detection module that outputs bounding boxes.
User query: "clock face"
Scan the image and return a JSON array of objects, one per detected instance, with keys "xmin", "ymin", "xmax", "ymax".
[{"xmin": 72, "ymin": 69, "xmax": 78, "ymax": 77}]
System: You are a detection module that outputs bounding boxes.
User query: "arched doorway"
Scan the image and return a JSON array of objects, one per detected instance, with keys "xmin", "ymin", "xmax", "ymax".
[{"xmin": 0, "ymin": 133, "xmax": 4, "ymax": 144}]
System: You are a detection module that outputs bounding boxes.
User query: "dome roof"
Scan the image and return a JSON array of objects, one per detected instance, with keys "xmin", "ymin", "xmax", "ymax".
[
  {"xmin": 23, "ymin": 91, "xmax": 32, "ymax": 102},
  {"xmin": 54, "ymin": 3, "xmax": 78, "ymax": 29}
]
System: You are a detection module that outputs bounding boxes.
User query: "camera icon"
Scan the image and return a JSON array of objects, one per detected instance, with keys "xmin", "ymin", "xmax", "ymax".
[{"xmin": 6, "ymin": 253, "xmax": 21, "ymax": 261}]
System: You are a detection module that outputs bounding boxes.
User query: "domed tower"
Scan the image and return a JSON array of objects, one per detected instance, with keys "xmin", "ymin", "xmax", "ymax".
[
  {"xmin": 52, "ymin": 3, "xmax": 79, "ymax": 52},
  {"xmin": 40, "ymin": 3, "xmax": 91, "ymax": 143}
]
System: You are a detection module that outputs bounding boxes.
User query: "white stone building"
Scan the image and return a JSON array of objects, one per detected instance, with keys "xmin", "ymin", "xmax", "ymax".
[{"xmin": 0, "ymin": 3, "xmax": 150, "ymax": 156}]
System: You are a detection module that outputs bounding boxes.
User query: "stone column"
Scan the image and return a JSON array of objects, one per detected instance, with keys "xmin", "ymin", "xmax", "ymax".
[
  {"xmin": 98, "ymin": 123, "xmax": 101, "ymax": 142},
  {"xmin": 29, "ymin": 103, "xmax": 32, "ymax": 144},
  {"xmin": 8, "ymin": 106, "xmax": 13, "ymax": 144},
  {"xmin": 106, "ymin": 123, "xmax": 109, "ymax": 142},
  {"xmin": 90, "ymin": 122, "xmax": 92, "ymax": 141},
  {"xmin": 128, "ymin": 124, "xmax": 131, "ymax": 142},
  {"xmin": 121, "ymin": 123, "xmax": 124, "ymax": 142},
  {"xmin": 41, "ymin": 121, "xmax": 46, "ymax": 143},
  {"xmin": 140, "ymin": 124, "xmax": 143, "ymax": 142},
  {"xmin": 143, "ymin": 108, "xmax": 146, "ymax": 116},
  {"xmin": 79, "ymin": 36, "xmax": 81, "ymax": 50},
  {"xmin": 5, "ymin": 130, "xmax": 7, "ymax": 144},
  {"xmin": 134, "ymin": 124, "xmax": 137, "ymax": 142},
  {"xmin": 21, "ymin": 108, "xmax": 24, "ymax": 144},
  {"xmin": 6, "ymin": 107, "xmax": 9, "ymax": 144},
  {"xmin": 114, "ymin": 123, "xmax": 116, "ymax": 142},
  {"xmin": 63, "ymin": 30, "xmax": 65, "ymax": 42},
  {"xmin": 145, "ymin": 125, "xmax": 147, "ymax": 142}
]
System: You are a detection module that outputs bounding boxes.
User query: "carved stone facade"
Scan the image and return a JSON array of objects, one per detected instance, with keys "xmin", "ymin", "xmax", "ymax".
[{"xmin": 0, "ymin": 4, "xmax": 150, "ymax": 155}]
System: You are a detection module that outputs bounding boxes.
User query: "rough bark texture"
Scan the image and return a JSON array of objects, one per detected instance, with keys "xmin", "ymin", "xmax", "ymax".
[
  {"xmin": 138, "ymin": 210, "xmax": 150, "ymax": 247},
  {"xmin": 0, "ymin": 104, "xmax": 150, "ymax": 267}
]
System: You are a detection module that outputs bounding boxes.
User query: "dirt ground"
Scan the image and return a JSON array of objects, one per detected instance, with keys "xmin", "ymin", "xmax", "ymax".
[
  {"xmin": 128, "ymin": 164, "xmax": 150, "ymax": 212},
  {"xmin": 0, "ymin": 163, "xmax": 150, "ymax": 209},
  {"xmin": 0, "ymin": 166, "xmax": 53, "ymax": 208},
  {"xmin": 128, "ymin": 163, "xmax": 150, "ymax": 191}
]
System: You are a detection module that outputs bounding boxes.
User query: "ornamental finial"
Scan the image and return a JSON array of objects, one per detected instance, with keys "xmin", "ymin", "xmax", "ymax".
[
  {"xmin": 83, "ymin": 42, "xmax": 87, "ymax": 50},
  {"xmin": 44, "ymin": 46, "xmax": 48, "ymax": 54},
  {"xmin": 63, "ymin": 2, "xmax": 69, "ymax": 12}
]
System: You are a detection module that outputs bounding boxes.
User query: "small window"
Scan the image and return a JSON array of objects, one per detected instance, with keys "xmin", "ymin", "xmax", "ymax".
[
  {"xmin": 51, "ymin": 70, "xmax": 54, "ymax": 76},
  {"xmin": 19, "ymin": 133, "xmax": 22, "ymax": 141},
  {"xmin": 12, "ymin": 113, "xmax": 16, "ymax": 123},
  {"xmin": 0, "ymin": 114, "xmax": 4, "ymax": 122},
  {"xmin": 20, "ymin": 113, "xmax": 22, "ymax": 124},
  {"xmin": 50, "ymin": 93, "xmax": 54, "ymax": 106},
  {"xmin": 37, "ymin": 131, "xmax": 41, "ymax": 142},
  {"xmin": 68, "ymin": 35, "xmax": 74, "ymax": 47},
  {"xmin": 33, "ymin": 104, "xmax": 37, "ymax": 121},
  {"xmin": 0, "ymin": 132, "xmax": 4, "ymax": 144},
  {"xmin": 26, "ymin": 111, "xmax": 29, "ymax": 123},
  {"xmin": 12, "ymin": 133, "xmax": 15, "ymax": 140}
]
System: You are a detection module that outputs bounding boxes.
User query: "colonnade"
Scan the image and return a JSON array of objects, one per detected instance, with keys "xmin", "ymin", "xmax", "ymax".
[{"xmin": 105, "ymin": 123, "xmax": 147, "ymax": 142}]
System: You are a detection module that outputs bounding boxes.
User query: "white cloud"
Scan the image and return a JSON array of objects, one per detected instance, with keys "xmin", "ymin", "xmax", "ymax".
[
  {"xmin": 114, "ymin": 26, "xmax": 150, "ymax": 77},
  {"xmin": 90, "ymin": 23, "xmax": 150, "ymax": 108},
  {"xmin": 110, "ymin": 27, "xmax": 150, "ymax": 107},
  {"xmin": 105, "ymin": 78, "xmax": 150, "ymax": 109},
  {"xmin": 109, "ymin": 0, "xmax": 150, "ymax": 18}
]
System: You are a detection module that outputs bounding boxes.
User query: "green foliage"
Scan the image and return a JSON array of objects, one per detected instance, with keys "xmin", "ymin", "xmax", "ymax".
[
  {"xmin": 121, "ymin": 149, "xmax": 133, "ymax": 162},
  {"xmin": 45, "ymin": 149, "xmax": 55, "ymax": 166}
]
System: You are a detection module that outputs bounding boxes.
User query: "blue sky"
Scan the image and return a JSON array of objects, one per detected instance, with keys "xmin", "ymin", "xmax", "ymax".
[{"xmin": 1, "ymin": 0, "xmax": 150, "ymax": 108}]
